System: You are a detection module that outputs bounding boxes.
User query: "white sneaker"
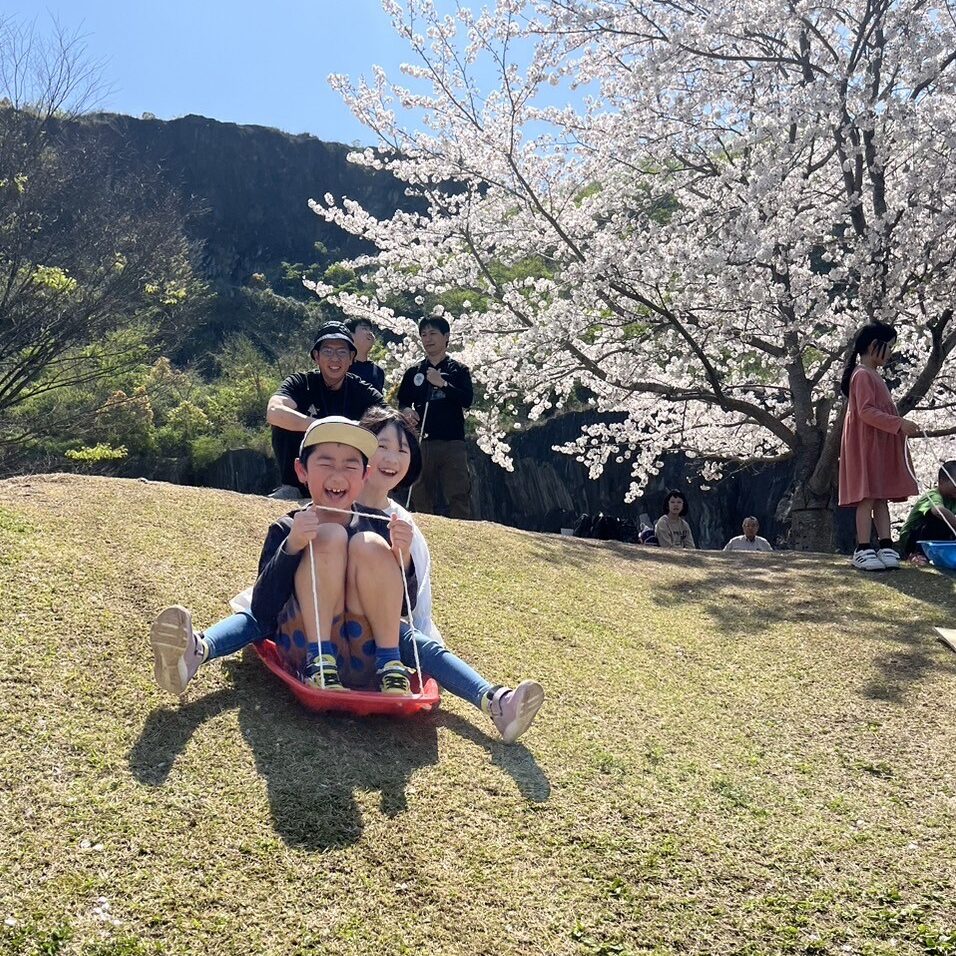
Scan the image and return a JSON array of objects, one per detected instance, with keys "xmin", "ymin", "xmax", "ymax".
[
  {"xmin": 852, "ymin": 548, "xmax": 884, "ymax": 572},
  {"xmin": 488, "ymin": 681, "xmax": 545, "ymax": 744},
  {"xmin": 877, "ymin": 547, "xmax": 901, "ymax": 570},
  {"xmin": 150, "ymin": 605, "xmax": 206, "ymax": 695}
]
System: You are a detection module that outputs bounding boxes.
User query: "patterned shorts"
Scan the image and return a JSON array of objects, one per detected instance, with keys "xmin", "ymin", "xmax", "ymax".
[{"xmin": 272, "ymin": 595, "xmax": 378, "ymax": 689}]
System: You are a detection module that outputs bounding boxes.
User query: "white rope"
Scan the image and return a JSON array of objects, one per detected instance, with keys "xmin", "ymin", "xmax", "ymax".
[
  {"xmin": 398, "ymin": 547, "xmax": 423, "ymax": 698},
  {"xmin": 302, "ymin": 506, "xmax": 423, "ymax": 695},
  {"xmin": 306, "ymin": 539, "xmax": 325, "ymax": 691},
  {"xmin": 405, "ymin": 399, "xmax": 430, "ymax": 510},
  {"xmin": 903, "ymin": 432, "xmax": 956, "ymax": 539}
]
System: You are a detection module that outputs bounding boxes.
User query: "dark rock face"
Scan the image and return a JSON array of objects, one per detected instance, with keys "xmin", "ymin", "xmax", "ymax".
[
  {"xmin": 80, "ymin": 112, "xmax": 405, "ymax": 283},
  {"xmin": 200, "ymin": 449, "xmax": 277, "ymax": 497},
  {"xmin": 464, "ymin": 412, "xmax": 856, "ymax": 550},
  {"xmin": 195, "ymin": 412, "xmax": 854, "ymax": 551}
]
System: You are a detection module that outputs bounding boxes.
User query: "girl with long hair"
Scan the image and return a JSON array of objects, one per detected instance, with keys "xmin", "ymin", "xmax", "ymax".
[{"xmin": 839, "ymin": 322, "xmax": 920, "ymax": 571}]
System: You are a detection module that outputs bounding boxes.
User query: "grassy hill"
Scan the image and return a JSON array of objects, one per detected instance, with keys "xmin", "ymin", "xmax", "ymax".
[{"xmin": 1, "ymin": 475, "xmax": 955, "ymax": 956}]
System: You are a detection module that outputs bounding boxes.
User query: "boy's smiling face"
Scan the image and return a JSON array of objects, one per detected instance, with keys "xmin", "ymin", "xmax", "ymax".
[{"xmin": 294, "ymin": 442, "xmax": 367, "ymax": 511}]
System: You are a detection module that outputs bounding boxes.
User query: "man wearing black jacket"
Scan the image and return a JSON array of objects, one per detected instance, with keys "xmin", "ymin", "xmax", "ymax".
[
  {"xmin": 397, "ymin": 316, "xmax": 474, "ymax": 518},
  {"xmin": 267, "ymin": 322, "xmax": 384, "ymax": 498}
]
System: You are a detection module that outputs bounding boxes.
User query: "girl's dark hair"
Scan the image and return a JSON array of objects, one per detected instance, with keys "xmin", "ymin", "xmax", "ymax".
[
  {"xmin": 359, "ymin": 406, "xmax": 423, "ymax": 489},
  {"xmin": 661, "ymin": 489, "xmax": 689, "ymax": 517},
  {"xmin": 840, "ymin": 321, "xmax": 897, "ymax": 397}
]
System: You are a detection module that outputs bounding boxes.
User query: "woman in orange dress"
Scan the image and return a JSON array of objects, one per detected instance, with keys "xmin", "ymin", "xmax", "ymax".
[{"xmin": 839, "ymin": 321, "xmax": 920, "ymax": 571}]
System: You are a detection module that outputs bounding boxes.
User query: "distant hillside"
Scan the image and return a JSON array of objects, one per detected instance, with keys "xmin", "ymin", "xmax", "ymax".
[
  {"xmin": 75, "ymin": 111, "xmax": 404, "ymax": 284},
  {"xmin": 1, "ymin": 474, "xmax": 955, "ymax": 955}
]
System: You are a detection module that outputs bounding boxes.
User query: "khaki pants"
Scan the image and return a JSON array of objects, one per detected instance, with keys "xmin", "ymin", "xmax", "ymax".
[{"xmin": 411, "ymin": 439, "xmax": 472, "ymax": 519}]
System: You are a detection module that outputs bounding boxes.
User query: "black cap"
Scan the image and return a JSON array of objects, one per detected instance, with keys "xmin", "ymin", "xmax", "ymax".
[{"xmin": 311, "ymin": 321, "xmax": 356, "ymax": 355}]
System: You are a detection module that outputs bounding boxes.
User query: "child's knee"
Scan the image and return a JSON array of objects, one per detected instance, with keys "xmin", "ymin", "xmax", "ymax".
[
  {"xmin": 313, "ymin": 523, "xmax": 349, "ymax": 553},
  {"xmin": 348, "ymin": 531, "xmax": 393, "ymax": 566}
]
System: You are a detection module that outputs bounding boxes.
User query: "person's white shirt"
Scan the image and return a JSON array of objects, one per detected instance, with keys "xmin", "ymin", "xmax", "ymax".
[
  {"xmin": 382, "ymin": 497, "xmax": 443, "ymax": 645},
  {"xmin": 724, "ymin": 535, "xmax": 773, "ymax": 552}
]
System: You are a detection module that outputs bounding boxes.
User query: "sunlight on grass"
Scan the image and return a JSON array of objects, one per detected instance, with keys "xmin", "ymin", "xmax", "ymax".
[{"xmin": 1, "ymin": 475, "xmax": 955, "ymax": 955}]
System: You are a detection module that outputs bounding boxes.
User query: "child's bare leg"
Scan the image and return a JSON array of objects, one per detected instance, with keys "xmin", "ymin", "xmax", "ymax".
[
  {"xmin": 346, "ymin": 532, "xmax": 410, "ymax": 694},
  {"xmin": 855, "ymin": 499, "xmax": 874, "ymax": 545},
  {"xmin": 345, "ymin": 533, "xmax": 402, "ymax": 649},
  {"xmin": 873, "ymin": 500, "xmax": 891, "ymax": 540},
  {"xmin": 293, "ymin": 523, "xmax": 348, "ymax": 687}
]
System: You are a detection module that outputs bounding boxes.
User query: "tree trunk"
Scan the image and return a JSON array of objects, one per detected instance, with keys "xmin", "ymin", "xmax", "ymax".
[
  {"xmin": 788, "ymin": 482, "xmax": 837, "ymax": 551},
  {"xmin": 780, "ymin": 437, "xmax": 840, "ymax": 552}
]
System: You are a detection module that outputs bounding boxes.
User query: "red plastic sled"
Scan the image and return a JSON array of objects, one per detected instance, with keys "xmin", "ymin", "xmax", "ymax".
[{"xmin": 251, "ymin": 638, "xmax": 441, "ymax": 718}]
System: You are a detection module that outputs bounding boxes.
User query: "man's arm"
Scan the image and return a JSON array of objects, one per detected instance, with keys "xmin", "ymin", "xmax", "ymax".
[
  {"xmin": 440, "ymin": 362, "xmax": 474, "ymax": 408},
  {"xmin": 930, "ymin": 503, "xmax": 956, "ymax": 526},
  {"xmin": 266, "ymin": 394, "xmax": 316, "ymax": 433},
  {"xmin": 396, "ymin": 366, "xmax": 417, "ymax": 408}
]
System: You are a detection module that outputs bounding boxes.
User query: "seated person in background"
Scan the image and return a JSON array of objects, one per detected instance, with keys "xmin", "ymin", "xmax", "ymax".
[
  {"xmin": 724, "ymin": 516, "xmax": 773, "ymax": 552},
  {"xmin": 346, "ymin": 318, "xmax": 386, "ymax": 393},
  {"xmin": 266, "ymin": 321, "xmax": 384, "ymax": 499},
  {"xmin": 654, "ymin": 490, "xmax": 696, "ymax": 549},
  {"xmin": 897, "ymin": 460, "xmax": 956, "ymax": 563}
]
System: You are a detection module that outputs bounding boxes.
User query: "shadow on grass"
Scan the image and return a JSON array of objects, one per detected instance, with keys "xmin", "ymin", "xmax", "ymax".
[
  {"xmin": 640, "ymin": 553, "xmax": 956, "ymax": 704},
  {"xmin": 129, "ymin": 654, "xmax": 549, "ymax": 851},
  {"xmin": 523, "ymin": 531, "xmax": 956, "ymax": 705}
]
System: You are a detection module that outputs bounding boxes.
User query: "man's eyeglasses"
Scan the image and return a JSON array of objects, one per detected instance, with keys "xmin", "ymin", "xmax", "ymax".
[{"xmin": 318, "ymin": 347, "xmax": 352, "ymax": 360}]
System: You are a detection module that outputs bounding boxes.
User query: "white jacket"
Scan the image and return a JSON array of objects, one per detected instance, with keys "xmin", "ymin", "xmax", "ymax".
[{"xmin": 383, "ymin": 498, "xmax": 443, "ymax": 646}]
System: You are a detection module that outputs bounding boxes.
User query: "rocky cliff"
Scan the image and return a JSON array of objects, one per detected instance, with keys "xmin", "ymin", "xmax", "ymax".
[{"xmin": 80, "ymin": 111, "xmax": 403, "ymax": 283}]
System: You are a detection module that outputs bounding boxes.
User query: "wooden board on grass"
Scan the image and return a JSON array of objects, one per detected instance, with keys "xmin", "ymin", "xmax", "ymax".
[{"xmin": 935, "ymin": 628, "xmax": 956, "ymax": 653}]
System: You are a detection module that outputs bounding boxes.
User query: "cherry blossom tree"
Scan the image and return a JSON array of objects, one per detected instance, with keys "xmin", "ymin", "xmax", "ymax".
[{"xmin": 309, "ymin": 0, "xmax": 956, "ymax": 549}]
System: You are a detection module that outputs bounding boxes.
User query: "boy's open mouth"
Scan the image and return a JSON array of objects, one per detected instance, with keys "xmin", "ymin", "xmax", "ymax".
[{"xmin": 321, "ymin": 487, "xmax": 348, "ymax": 503}]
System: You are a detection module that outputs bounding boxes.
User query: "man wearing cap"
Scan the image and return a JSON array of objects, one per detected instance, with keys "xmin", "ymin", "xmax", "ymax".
[
  {"xmin": 397, "ymin": 315, "xmax": 474, "ymax": 519},
  {"xmin": 267, "ymin": 321, "xmax": 385, "ymax": 498}
]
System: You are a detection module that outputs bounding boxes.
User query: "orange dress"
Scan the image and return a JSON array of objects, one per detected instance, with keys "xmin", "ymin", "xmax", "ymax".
[{"xmin": 839, "ymin": 367, "xmax": 917, "ymax": 507}]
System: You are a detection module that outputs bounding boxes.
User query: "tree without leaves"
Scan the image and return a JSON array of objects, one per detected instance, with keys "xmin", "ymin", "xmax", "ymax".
[
  {"xmin": 311, "ymin": 0, "xmax": 956, "ymax": 550},
  {"xmin": 0, "ymin": 17, "xmax": 198, "ymax": 446}
]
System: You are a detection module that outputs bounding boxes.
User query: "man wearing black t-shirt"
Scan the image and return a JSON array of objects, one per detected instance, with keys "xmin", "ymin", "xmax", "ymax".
[
  {"xmin": 346, "ymin": 318, "xmax": 386, "ymax": 393},
  {"xmin": 397, "ymin": 316, "xmax": 474, "ymax": 518},
  {"xmin": 267, "ymin": 321, "xmax": 384, "ymax": 497}
]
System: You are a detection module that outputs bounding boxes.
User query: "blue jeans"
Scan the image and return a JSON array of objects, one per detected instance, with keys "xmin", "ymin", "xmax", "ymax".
[
  {"xmin": 399, "ymin": 623, "xmax": 492, "ymax": 710},
  {"xmin": 202, "ymin": 613, "xmax": 493, "ymax": 710},
  {"xmin": 203, "ymin": 611, "xmax": 264, "ymax": 659}
]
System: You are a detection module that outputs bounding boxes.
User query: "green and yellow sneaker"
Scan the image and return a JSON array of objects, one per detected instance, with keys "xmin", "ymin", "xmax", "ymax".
[
  {"xmin": 377, "ymin": 660, "xmax": 412, "ymax": 696},
  {"xmin": 304, "ymin": 654, "xmax": 348, "ymax": 692}
]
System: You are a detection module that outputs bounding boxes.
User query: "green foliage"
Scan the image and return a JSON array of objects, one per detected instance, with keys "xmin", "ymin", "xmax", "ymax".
[
  {"xmin": 0, "ymin": 921, "xmax": 72, "ymax": 956},
  {"xmin": 64, "ymin": 443, "xmax": 128, "ymax": 463},
  {"xmin": 30, "ymin": 264, "xmax": 78, "ymax": 295}
]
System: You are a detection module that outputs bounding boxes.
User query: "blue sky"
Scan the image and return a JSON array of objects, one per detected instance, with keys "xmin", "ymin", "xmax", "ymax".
[{"xmin": 4, "ymin": 1, "xmax": 408, "ymax": 144}]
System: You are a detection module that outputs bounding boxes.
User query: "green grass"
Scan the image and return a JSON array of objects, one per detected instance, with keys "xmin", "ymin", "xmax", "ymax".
[{"xmin": 1, "ymin": 474, "xmax": 955, "ymax": 955}]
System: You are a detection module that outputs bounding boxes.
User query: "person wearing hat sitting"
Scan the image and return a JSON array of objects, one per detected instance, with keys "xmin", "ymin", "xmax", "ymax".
[{"xmin": 266, "ymin": 321, "xmax": 385, "ymax": 500}]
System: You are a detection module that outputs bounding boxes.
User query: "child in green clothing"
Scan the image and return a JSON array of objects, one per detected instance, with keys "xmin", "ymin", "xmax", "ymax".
[{"xmin": 898, "ymin": 460, "xmax": 956, "ymax": 563}]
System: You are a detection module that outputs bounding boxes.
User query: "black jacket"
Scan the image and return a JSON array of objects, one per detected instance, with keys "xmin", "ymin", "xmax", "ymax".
[{"xmin": 396, "ymin": 356, "xmax": 473, "ymax": 441}]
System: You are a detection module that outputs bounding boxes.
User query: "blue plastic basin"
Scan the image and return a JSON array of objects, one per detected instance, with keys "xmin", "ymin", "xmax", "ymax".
[{"xmin": 918, "ymin": 540, "xmax": 956, "ymax": 569}]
